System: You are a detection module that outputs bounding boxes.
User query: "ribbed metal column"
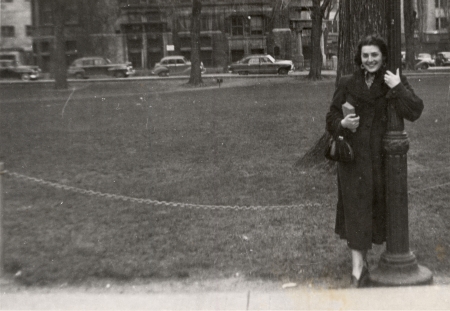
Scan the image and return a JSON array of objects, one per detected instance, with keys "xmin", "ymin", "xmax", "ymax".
[{"xmin": 370, "ymin": 0, "xmax": 433, "ymax": 286}]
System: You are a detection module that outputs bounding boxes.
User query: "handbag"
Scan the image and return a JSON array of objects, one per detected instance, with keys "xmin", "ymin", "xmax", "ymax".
[{"xmin": 324, "ymin": 134, "xmax": 354, "ymax": 162}]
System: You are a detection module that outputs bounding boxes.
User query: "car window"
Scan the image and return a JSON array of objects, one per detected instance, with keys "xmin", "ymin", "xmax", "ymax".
[
  {"xmin": 93, "ymin": 58, "xmax": 106, "ymax": 65},
  {"xmin": 261, "ymin": 57, "xmax": 271, "ymax": 63},
  {"xmin": 168, "ymin": 59, "xmax": 177, "ymax": 65},
  {"xmin": 82, "ymin": 60, "xmax": 94, "ymax": 66},
  {"xmin": 266, "ymin": 55, "xmax": 275, "ymax": 63},
  {"xmin": 241, "ymin": 58, "xmax": 250, "ymax": 64},
  {"xmin": 176, "ymin": 59, "xmax": 185, "ymax": 64},
  {"xmin": 249, "ymin": 58, "xmax": 259, "ymax": 65}
]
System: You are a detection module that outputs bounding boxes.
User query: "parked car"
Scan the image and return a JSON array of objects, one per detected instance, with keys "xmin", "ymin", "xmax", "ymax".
[
  {"xmin": 228, "ymin": 54, "xmax": 294, "ymax": 75},
  {"xmin": 401, "ymin": 52, "xmax": 435, "ymax": 70},
  {"xmin": 0, "ymin": 60, "xmax": 41, "ymax": 81},
  {"xmin": 435, "ymin": 52, "xmax": 450, "ymax": 66},
  {"xmin": 151, "ymin": 56, "xmax": 206, "ymax": 77},
  {"xmin": 68, "ymin": 57, "xmax": 135, "ymax": 79}
]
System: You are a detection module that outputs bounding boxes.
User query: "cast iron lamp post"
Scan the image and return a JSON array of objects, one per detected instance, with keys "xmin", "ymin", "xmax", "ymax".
[{"xmin": 369, "ymin": 0, "xmax": 433, "ymax": 286}]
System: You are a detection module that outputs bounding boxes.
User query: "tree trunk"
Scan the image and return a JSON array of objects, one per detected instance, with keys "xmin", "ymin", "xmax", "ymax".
[
  {"xmin": 53, "ymin": 0, "xmax": 67, "ymax": 89},
  {"xmin": 336, "ymin": 0, "xmax": 387, "ymax": 82},
  {"xmin": 296, "ymin": 0, "xmax": 388, "ymax": 169},
  {"xmin": 308, "ymin": 0, "xmax": 324, "ymax": 80},
  {"xmin": 189, "ymin": 0, "xmax": 203, "ymax": 86},
  {"xmin": 308, "ymin": 0, "xmax": 331, "ymax": 80},
  {"xmin": 404, "ymin": 0, "xmax": 416, "ymax": 70}
]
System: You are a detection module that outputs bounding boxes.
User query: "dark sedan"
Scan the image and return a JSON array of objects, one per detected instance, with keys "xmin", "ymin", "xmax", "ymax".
[
  {"xmin": 228, "ymin": 54, "xmax": 294, "ymax": 75},
  {"xmin": 68, "ymin": 57, "xmax": 135, "ymax": 79},
  {"xmin": 0, "ymin": 60, "xmax": 41, "ymax": 81}
]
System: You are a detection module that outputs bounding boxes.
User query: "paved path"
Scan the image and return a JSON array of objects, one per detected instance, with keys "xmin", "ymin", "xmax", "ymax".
[{"xmin": 1, "ymin": 285, "xmax": 450, "ymax": 310}]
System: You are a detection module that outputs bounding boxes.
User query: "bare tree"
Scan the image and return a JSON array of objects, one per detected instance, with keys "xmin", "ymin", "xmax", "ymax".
[
  {"xmin": 308, "ymin": 0, "xmax": 332, "ymax": 80},
  {"xmin": 296, "ymin": 0, "xmax": 388, "ymax": 168},
  {"xmin": 188, "ymin": 0, "xmax": 203, "ymax": 86},
  {"xmin": 53, "ymin": 0, "xmax": 67, "ymax": 89},
  {"xmin": 404, "ymin": 0, "xmax": 416, "ymax": 70}
]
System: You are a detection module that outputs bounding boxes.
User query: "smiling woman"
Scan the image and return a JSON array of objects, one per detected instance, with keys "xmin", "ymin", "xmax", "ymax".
[{"xmin": 326, "ymin": 34, "xmax": 424, "ymax": 288}]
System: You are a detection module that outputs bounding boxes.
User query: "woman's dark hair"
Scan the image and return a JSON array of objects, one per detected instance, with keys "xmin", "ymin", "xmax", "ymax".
[{"xmin": 354, "ymin": 34, "xmax": 388, "ymax": 66}]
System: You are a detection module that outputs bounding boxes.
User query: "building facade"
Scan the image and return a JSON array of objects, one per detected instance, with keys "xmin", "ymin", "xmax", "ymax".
[
  {"xmin": 117, "ymin": 0, "xmax": 326, "ymax": 71},
  {"xmin": 28, "ymin": 0, "xmax": 450, "ymax": 73},
  {"xmin": 415, "ymin": 0, "xmax": 449, "ymax": 52},
  {"xmin": 31, "ymin": 0, "xmax": 126, "ymax": 72},
  {"xmin": 0, "ymin": 0, "xmax": 34, "ymax": 63}
]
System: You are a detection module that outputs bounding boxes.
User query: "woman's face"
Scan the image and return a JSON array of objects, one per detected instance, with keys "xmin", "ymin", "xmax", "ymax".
[{"xmin": 361, "ymin": 45, "xmax": 384, "ymax": 73}]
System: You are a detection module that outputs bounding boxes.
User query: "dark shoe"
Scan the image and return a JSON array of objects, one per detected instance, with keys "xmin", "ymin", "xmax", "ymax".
[{"xmin": 350, "ymin": 266, "xmax": 370, "ymax": 288}]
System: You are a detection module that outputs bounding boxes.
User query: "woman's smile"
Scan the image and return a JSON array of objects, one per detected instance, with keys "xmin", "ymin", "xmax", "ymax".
[{"xmin": 361, "ymin": 45, "xmax": 383, "ymax": 72}]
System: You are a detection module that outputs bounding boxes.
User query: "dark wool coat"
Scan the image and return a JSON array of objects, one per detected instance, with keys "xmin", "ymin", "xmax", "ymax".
[{"xmin": 326, "ymin": 69, "xmax": 424, "ymax": 251}]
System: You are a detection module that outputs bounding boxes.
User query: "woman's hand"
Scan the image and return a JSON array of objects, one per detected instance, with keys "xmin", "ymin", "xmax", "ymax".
[
  {"xmin": 341, "ymin": 114, "xmax": 360, "ymax": 132},
  {"xmin": 384, "ymin": 68, "xmax": 401, "ymax": 88}
]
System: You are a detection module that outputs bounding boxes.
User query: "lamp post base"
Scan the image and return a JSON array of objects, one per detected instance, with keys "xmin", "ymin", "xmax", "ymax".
[{"xmin": 370, "ymin": 251, "xmax": 433, "ymax": 286}]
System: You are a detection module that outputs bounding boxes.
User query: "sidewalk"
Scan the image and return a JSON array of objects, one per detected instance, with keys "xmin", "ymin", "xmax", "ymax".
[{"xmin": 1, "ymin": 284, "xmax": 449, "ymax": 310}]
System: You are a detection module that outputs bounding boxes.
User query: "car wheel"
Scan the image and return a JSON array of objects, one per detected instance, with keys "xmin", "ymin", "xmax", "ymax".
[
  {"xmin": 158, "ymin": 71, "xmax": 169, "ymax": 77},
  {"xmin": 418, "ymin": 63, "xmax": 429, "ymax": 70},
  {"xmin": 21, "ymin": 73, "xmax": 31, "ymax": 81},
  {"xmin": 278, "ymin": 68, "xmax": 289, "ymax": 75},
  {"xmin": 115, "ymin": 71, "xmax": 125, "ymax": 78},
  {"xmin": 238, "ymin": 71, "xmax": 248, "ymax": 75},
  {"xmin": 75, "ymin": 72, "xmax": 84, "ymax": 79}
]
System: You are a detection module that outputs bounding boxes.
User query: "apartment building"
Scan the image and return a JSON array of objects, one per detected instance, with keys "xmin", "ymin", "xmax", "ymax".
[
  {"xmin": 27, "ymin": 0, "xmax": 449, "ymax": 73},
  {"xmin": 0, "ymin": 0, "xmax": 32, "ymax": 49},
  {"xmin": 117, "ymin": 0, "xmax": 324, "ymax": 70}
]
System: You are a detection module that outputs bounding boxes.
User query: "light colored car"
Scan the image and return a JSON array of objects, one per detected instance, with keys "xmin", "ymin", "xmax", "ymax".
[
  {"xmin": 415, "ymin": 53, "xmax": 435, "ymax": 70},
  {"xmin": 68, "ymin": 57, "xmax": 135, "ymax": 79},
  {"xmin": 151, "ymin": 56, "xmax": 206, "ymax": 77},
  {"xmin": 401, "ymin": 52, "xmax": 435, "ymax": 70},
  {"xmin": 435, "ymin": 52, "xmax": 450, "ymax": 66},
  {"xmin": 0, "ymin": 60, "xmax": 41, "ymax": 81},
  {"xmin": 228, "ymin": 54, "xmax": 294, "ymax": 75}
]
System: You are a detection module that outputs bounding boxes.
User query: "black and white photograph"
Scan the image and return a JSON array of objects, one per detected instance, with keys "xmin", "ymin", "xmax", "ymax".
[{"xmin": 0, "ymin": 0, "xmax": 449, "ymax": 309}]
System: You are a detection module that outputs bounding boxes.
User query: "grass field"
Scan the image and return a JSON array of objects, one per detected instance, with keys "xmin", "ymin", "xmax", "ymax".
[{"xmin": 0, "ymin": 76, "xmax": 449, "ymax": 287}]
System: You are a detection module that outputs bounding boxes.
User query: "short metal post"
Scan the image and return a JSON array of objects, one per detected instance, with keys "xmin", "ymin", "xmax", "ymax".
[{"xmin": 0, "ymin": 163, "xmax": 4, "ymax": 278}]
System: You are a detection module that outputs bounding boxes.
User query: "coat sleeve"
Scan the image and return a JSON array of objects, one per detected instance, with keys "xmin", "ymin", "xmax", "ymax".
[
  {"xmin": 326, "ymin": 76, "xmax": 352, "ymax": 138},
  {"xmin": 385, "ymin": 75, "xmax": 424, "ymax": 122}
]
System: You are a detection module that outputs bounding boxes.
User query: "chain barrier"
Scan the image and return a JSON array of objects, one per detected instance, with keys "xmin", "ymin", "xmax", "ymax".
[
  {"xmin": 2, "ymin": 170, "xmax": 322, "ymax": 211},
  {"xmin": 2, "ymin": 170, "xmax": 448, "ymax": 210},
  {"xmin": 408, "ymin": 181, "xmax": 450, "ymax": 195}
]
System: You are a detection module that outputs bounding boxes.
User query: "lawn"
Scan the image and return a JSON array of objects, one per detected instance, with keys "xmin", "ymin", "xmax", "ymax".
[{"xmin": 0, "ymin": 76, "xmax": 448, "ymax": 287}]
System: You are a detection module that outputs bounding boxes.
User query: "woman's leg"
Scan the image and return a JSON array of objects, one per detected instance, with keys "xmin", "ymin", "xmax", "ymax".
[{"xmin": 351, "ymin": 249, "xmax": 365, "ymax": 279}]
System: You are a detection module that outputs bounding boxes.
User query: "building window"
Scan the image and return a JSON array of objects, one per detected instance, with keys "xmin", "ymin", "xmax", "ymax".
[
  {"xmin": 41, "ymin": 41, "xmax": 51, "ymax": 53},
  {"xmin": 231, "ymin": 16, "xmax": 244, "ymax": 36},
  {"xmin": 41, "ymin": 0, "xmax": 53, "ymax": 25},
  {"xmin": 436, "ymin": 17, "xmax": 449, "ymax": 30},
  {"xmin": 1, "ymin": 26, "xmax": 15, "ymax": 37},
  {"xmin": 330, "ymin": 20, "xmax": 338, "ymax": 33},
  {"xmin": 250, "ymin": 16, "xmax": 264, "ymax": 35},
  {"xmin": 26, "ymin": 25, "xmax": 33, "ymax": 36},
  {"xmin": 66, "ymin": 41, "xmax": 77, "ymax": 52},
  {"xmin": 178, "ymin": 16, "xmax": 191, "ymax": 31},
  {"xmin": 201, "ymin": 16, "xmax": 211, "ymax": 31},
  {"xmin": 65, "ymin": 1, "xmax": 79, "ymax": 25},
  {"xmin": 128, "ymin": 13, "xmax": 142, "ymax": 23}
]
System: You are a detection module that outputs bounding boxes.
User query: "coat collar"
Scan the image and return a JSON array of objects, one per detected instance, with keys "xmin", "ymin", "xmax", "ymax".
[{"xmin": 347, "ymin": 69, "xmax": 389, "ymax": 104}]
